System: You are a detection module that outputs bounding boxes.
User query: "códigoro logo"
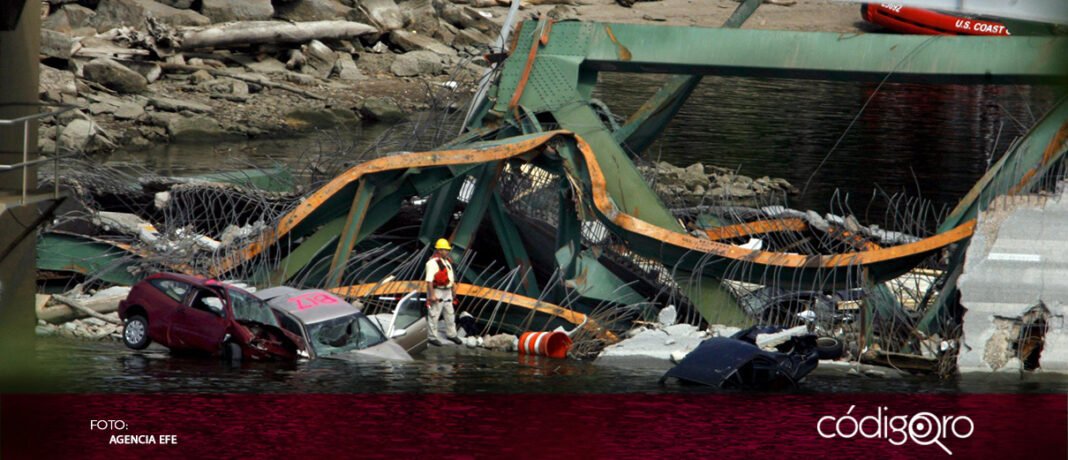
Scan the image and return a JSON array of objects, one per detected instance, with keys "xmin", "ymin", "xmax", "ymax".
[{"xmin": 817, "ymin": 405, "xmax": 974, "ymax": 455}]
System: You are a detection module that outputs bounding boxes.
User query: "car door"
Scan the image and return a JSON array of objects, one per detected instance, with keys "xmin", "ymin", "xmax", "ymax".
[
  {"xmin": 387, "ymin": 291, "xmax": 428, "ymax": 355},
  {"xmin": 144, "ymin": 278, "xmax": 192, "ymax": 346},
  {"xmin": 170, "ymin": 287, "xmax": 230, "ymax": 353}
]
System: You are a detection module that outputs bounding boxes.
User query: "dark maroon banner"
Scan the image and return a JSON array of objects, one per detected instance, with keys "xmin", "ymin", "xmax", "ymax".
[{"xmin": 3, "ymin": 394, "xmax": 1064, "ymax": 458}]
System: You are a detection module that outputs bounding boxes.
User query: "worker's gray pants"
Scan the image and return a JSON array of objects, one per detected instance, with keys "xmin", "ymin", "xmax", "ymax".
[{"xmin": 428, "ymin": 288, "xmax": 457, "ymax": 341}]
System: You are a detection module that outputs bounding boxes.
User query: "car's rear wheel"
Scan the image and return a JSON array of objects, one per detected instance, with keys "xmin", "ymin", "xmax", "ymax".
[
  {"xmin": 123, "ymin": 315, "xmax": 151, "ymax": 350},
  {"xmin": 222, "ymin": 342, "xmax": 242, "ymax": 363}
]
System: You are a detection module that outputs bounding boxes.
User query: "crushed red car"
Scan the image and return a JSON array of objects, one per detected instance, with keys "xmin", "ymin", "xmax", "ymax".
[{"xmin": 117, "ymin": 273, "xmax": 301, "ymax": 361}]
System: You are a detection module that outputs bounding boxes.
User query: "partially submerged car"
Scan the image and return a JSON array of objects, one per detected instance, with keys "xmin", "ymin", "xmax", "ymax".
[
  {"xmin": 366, "ymin": 290, "xmax": 429, "ymax": 355},
  {"xmin": 117, "ymin": 273, "xmax": 300, "ymax": 361},
  {"xmin": 660, "ymin": 326, "xmax": 843, "ymax": 389},
  {"xmin": 254, "ymin": 287, "xmax": 414, "ymax": 362}
]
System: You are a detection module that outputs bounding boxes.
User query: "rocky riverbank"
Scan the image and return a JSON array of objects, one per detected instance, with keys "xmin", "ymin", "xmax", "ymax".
[
  {"xmin": 35, "ymin": 0, "xmax": 866, "ymax": 154},
  {"xmin": 640, "ymin": 161, "xmax": 798, "ymax": 207}
]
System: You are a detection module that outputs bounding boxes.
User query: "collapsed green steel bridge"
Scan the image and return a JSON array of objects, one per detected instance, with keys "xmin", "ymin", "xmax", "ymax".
[{"xmin": 41, "ymin": 20, "xmax": 1068, "ymax": 341}]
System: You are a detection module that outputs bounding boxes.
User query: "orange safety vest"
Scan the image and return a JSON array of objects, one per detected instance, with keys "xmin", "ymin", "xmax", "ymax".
[{"xmin": 431, "ymin": 256, "xmax": 451, "ymax": 288}]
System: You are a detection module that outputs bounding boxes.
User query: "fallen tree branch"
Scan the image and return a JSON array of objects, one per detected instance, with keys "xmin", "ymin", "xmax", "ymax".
[
  {"xmin": 158, "ymin": 62, "xmax": 326, "ymax": 100},
  {"xmin": 180, "ymin": 20, "xmax": 377, "ymax": 50}
]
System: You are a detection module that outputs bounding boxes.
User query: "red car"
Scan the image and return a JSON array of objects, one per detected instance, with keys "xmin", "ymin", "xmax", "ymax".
[{"xmin": 117, "ymin": 273, "xmax": 300, "ymax": 361}]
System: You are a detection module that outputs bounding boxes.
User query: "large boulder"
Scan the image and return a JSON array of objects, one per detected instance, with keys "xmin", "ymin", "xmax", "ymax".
[
  {"xmin": 42, "ymin": 4, "xmax": 96, "ymax": 33},
  {"xmin": 358, "ymin": 97, "xmax": 405, "ymax": 122},
  {"xmin": 402, "ymin": 0, "xmax": 439, "ymax": 35},
  {"xmin": 89, "ymin": 0, "xmax": 210, "ymax": 32},
  {"xmin": 200, "ymin": 0, "xmax": 274, "ymax": 22},
  {"xmin": 82, "ymin": 58, "xmax": 148, "ymax": 94},
  {"xmin": 39, "ymin": 64, "xmax": 78, "ymax": 101},
  {"xmin": 301, "ymin": 40, "xmax": 337, "ymax": 79},
  {"xmin": 390, "ymin": 50, "xmax": 442, "ymax": 77},
  {"xmin": 284, "ymin": 107, "xmax": 359, "ymax": 129},
  {"xmin": 165, "ymin": 115, "xmax": 237, "ymax": 142},
  {"xmin": 334, "ymin": 52, "xmax": 363, "ymax": 81},
  {"xmin": 355, "ymin": 52, "xmax": 395, "ymax": 76},
  {"xmin": 452, "ymin": 27, "xmax": 492, "ymax": 48},
  {"xmin": 40, "ymin": 29, "xmax": 77, "ymax": 60},
  {"xmin": 347, "ymin": 0, "xmax": 404, "ymax": 31},
  {"xmin": 274, "ymin": 0, "xmax": 350, "ymax": 22},
  {"xmin": 57, "ymin": 119, "xmax": 96, "ymax": 152},
  {"xmin": 388, "ymin": 30, "xmax": 456, "ymax": 59},
  {"xmin": 439, "ymin": 4, "xmax": 500, "ymax": 35}
]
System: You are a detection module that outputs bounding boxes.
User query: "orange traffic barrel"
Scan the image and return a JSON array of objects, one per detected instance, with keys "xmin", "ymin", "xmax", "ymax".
[{"xmin": 518, "ymin": 331, "xmax": 572, "ymax": 359}]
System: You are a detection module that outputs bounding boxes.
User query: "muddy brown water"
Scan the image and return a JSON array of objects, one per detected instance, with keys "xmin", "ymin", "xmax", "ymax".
[{"xmin": 65, "ymin": 75, "xmax": 1065, "ymax": 393}]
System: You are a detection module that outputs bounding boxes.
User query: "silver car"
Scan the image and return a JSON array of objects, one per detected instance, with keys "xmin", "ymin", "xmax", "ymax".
[
  {"xmin": 254, "ymin": 287, "xmax": 412, "ymax": 362},
  {"xmin": 371, "ymin": 290, "xmax": 429, "ymax": 355}
]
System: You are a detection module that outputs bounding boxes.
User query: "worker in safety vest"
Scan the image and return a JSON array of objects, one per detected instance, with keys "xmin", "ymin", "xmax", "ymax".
[{"xmin": 425, "ymin": 238, "xmax": 462, "ymax": 345}]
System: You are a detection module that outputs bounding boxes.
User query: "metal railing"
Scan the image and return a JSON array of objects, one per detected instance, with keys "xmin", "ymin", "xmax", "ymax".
[{"xmin": 0, "ymin": 102, "xmax": 81, "ymax": 204}]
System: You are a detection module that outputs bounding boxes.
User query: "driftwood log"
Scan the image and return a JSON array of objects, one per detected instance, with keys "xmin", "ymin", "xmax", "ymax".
[
  {"xmin": 38, "ymin": 291, "xmax": 127, "ymax": 325},
  {"xmin": 181, "ymin": 20, "xmax": 377, "ymax": 50}
]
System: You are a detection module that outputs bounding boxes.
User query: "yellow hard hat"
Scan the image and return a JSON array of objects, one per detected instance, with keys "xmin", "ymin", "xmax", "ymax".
[{"xmin": 435, "ymin": 238, "xmax": 451, "ymax": 250}]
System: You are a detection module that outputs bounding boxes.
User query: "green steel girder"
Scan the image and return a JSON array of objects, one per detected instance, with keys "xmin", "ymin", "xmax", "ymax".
[
  {"xmin": 939, "ymin": 96, "xmax": 1068, "ymax": 233},
  {"xmin": 915, "ymin": 97, "xmax": 1068, "ymax": 334},
  {"xmin": 554, "ymin": 178, "xmax": 582, "ymax": 279},
  {"xmin": 555, "ymin": 247, "xmax": 647, "ymax": 307},
  {"xmin": 326, "ymin": 182, "xmax": 376, "ymax": 287},
  {"xmin": 494, "ymin": 22, "xmax": 1067, "ymax": 119},
  {"xmin": 486, "ymin": 192, "xmax": 540, "ymax": 297},
  {"xmin": 194, "ymin": 165, "xmax": 294, "ymax": 192},
  {"xmin": 612, "ymin": 74, "xmax": 703, "ymax": 157},
  {"xmin": 418, "ymin": 177, "xmax": 465, "ymax": 245},
  {"xmin": 551, "ymin": 101, "xmax": 684, "ymax": 232},
  {"xmin": 37, "ymin": 233, "xmax": 141, "ymax": 286},
  {"xmin": 677, "ymin": 274, "xmax": 750, "ymax": 327},
  {"xmin": 269, "ymin": 216, "xmax": 345, "ymax": 284},
  {"xmin": 449, "ymin": 162, "xmax": 502, "ymax": 254},
  {"xmin": 568, "ymin": 22, "xmax": 1064, "ymax": 86}
]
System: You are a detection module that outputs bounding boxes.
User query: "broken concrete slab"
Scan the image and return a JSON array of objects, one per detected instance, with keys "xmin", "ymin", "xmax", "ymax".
[{"xmin": 958, "ymin": 192, "xmax": 1068, "ymax": 373}]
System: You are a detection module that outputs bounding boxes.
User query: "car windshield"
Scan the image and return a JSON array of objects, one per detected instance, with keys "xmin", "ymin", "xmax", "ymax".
[
  {"xmin": 229, "ymin": 289, "xmax": 279, "ymax": 327},
  {"xmin": 306, "ymin": 314, "xmax": 386, "ymax": 356}
]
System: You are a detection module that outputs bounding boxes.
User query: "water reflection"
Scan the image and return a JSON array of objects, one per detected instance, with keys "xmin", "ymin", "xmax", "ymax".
[{"xmin": 31, "ymin": 337, "xmax": 1068, "ymax": 394}]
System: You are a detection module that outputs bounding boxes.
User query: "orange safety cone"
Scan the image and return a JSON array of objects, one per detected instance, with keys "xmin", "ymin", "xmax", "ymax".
[{"xmin": 518, "ymin": 331, "xmax": 572, "ymax": 359}]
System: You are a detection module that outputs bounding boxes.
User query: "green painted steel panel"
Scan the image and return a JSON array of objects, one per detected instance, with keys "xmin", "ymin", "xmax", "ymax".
[{"xmin": 37, "ymin": 234, "xmax": 141, "ymax": 286}]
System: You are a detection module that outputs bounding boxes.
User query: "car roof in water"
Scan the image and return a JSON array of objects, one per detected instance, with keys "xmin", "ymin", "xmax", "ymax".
[{"xmin": 263, "ymin": 289, "xmax": 363, "ymax": 323}]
